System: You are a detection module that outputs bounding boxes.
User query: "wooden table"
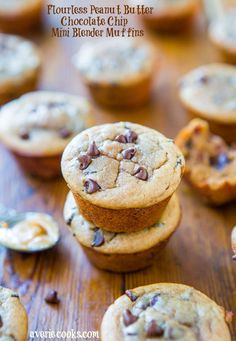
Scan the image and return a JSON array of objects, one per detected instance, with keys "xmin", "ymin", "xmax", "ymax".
[{"xmin": 0, "ymin": 1, "xmax": 235, "ymax": 339}]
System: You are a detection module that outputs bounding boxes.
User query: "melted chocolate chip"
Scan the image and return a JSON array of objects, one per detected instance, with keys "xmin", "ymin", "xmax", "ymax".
[
  {"xmin": 134, "ymin": 167, "xmax": 148, "ymax": 181},
  {"xmin": 210, "ymin": 153, "xmax": 229, "ymax": 170},
  {"xmin": 78, "ymin": 155, "xmax": 92, "ymax": 170},
  {"xmin": 123, "ymin": 309, "xmax": 138, "ymax": 327},
  {"xmin": 59, "ymin": 127, "xmax": 71, "ymax": 139},
  {"xmin": 84, "ymin": 179, "xmax": 100, "ymax": 194},
  {"xmin": 147, "ymin": 321, "xmax": 164, "ymax": 338},
  {"xmin": 87, "ymin": 141, "xmax": 100, "ymax": 157},
  {"xmin": 0, "ymin": 315, "xmax": 3, "ymax": 328},
  {"xmin": 11, "ymin": 294, "xmax": 19, "ymax": 298},
  {"xmin": 125, "ymin": 130, "xmax": 138, "ymax": 143},
  {"xmin": 92, "ymin": 229, "xmax": 104, "ymax": 247},
  {"xmin": 125, "ymin": 290, "xmax": 138, "ymax": 302},
  {"xmin": 45, "ymin": 290, "xmax": 60, "ymax": 304},
  {"xmin": 122, "ymin": 148, "xmax": 136, "ymax": 160},
  {"xmin": 197, "ymin": 74, "xmax": 209, "ymax": 84},
  {"xmin": 185, "ymin": 139, "xmax": 192, "ymax": 149},
  {"xmin": 150, "ymin": 294, "xmax": 160, "ymax": 306},
  {"xmin": 115, "ymin": 135, "xmax": 127, "ymax": 143},
  {"xmin": 19, "ymin": 130, "xmax": 30, "ymax": 140}
]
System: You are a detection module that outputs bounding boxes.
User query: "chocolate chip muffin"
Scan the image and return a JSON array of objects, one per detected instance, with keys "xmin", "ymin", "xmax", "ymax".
[
  {"xmin": 176, "ymin": 118, "xmax": 236, "ymax": 205},
  {"xmin": 101, "ymin": 283, "xmax": 232, "ymax": 341},
  {"xmin": 61, "ymin": 122, "xmax": 185, "ymax": 232},
  {"xmin": 0, "ymin": 91, "xmax": 93, "ymax": 178},
  {"xmin": 178, "ymin": 63, "xmax": 236, "ymax": 143},
  {"xmin": 0, "ymin": 286, "xmax": 28, "ymax": 340},
  {"xmin": 64, "ymin": 191, "xmax": 181, "ymax": 272},
  {"xmin": 0, "ymin": 34, "xmax": 41, "ymax": 105},
  {"xmin": 131, "ymin": 0, "xmax": 199, "ymax": 33},
  {"xmin": 73, "ymin": 39, "xmax": 157, "ymax": 108},
  {"xmin": 209, "ymin": 9, "xmax": 236, "ymax": 64},
  {"xmin": 0, "ymin": 0, "xmax": 42, "ymax": 33}
]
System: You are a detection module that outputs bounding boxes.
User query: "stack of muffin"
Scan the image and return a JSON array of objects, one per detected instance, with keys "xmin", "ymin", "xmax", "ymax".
[{"xmin": 62, "ymin": 121, "xmax": 185, "ymax": 272}]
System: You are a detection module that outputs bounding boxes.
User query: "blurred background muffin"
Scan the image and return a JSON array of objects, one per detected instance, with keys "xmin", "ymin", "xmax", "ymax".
[
  {"xmin": 0, "ymin": 34, "xmax": 41, "ymax": 104},
  {"xmin": 0, "ymin": 0, "xmax": 43, "ymax": 33},
  {"xmin": 0, "ymin": 91, "xmax": 94, "ymax": 179}
]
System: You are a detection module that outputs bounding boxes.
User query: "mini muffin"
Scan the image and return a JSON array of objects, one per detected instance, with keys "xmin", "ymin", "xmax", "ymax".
[
  {"xmin": 0, "ymin": 286, "xmax": 28, "ymax": 340},
  {"xmin": 101, "ymin": 283, "xmax": 232, "ymax": 341},
  {"xmin": 61, "ymin": 122, "xmax": 185, "ymax": 233},
  {"xmin": 131, "ymin": 0, "xmax": 199, "ymax": 33},
  {"xmin": 209, "ymin": 9, "xmax": 236, "ymax": 64},
  {"xmin": 179, "ymin": 63, "xmax": 236, "ymax": 143},
  {"xmin": 0, "ymin": 34, "xmax": 41, "ymax": 104},
  {"xmin": 0, "ymin": 91, "xmax": 93, "ymax": 179},
  {"xmin": 176, "ymin": 118, "xmax": 236, "ymax": 205},
  {"xmin": 64, "ymin": 191, "xmax": 181, "ymax": 272},
  {"xmin": 231, "ymin": 226, "xmax": 236, "ymax": 259},
  {"xmin": 73, "ymin": 39, "xmax": 157, "ymax": 108},
  {"xmin": 0, "ymin": 0, "xmax": 42, "ymax": 33}
]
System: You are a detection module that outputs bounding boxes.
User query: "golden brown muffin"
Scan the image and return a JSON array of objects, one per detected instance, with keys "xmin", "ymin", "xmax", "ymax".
[
  {"xmin": 63, "ymin": 192, "xmax": 181, "ymax": 272},
  {"xmin": 178, "ymin": 63, "xmax": 236, "ymax": 143},
  {"xmin": 0, "ymin": 0, "xmax": 42, "ymax": 33},
  {"xmin": 0, "ymin": 91, "xmax": 94, "ymax": 179},
  {"xmin": 209, "ymin": 9, "xmax": 236, "ymax": 64},
  {"xmin": 73, "ymin": 39, "xmax": 157, "ymax": 108},
  {"xmin": 0, "ymin": 34, "xmax": 41, "ymax": 104},
  {"xmin": 101, "ymin": 283, "xmax": 232, "ymax": 341},
  {"xmin": 0, "ymin": 286, "xmax": 28, "ymax": 340},
  {"xmin": 131, "ymin": 0, "xmax": 199, "ymax": 33},
  {"xmin": 176, "ymin": 118, "xmax": 236, "ymax": 205},
  {"xmin": 61, "ymin": 122, "xmax": 185, "ymax": 233}
]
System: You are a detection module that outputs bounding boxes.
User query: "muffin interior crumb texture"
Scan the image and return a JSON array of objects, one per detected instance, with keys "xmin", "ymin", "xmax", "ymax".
[
  {"xmin": 62, "ymin": 122, "xmax": 184, "ymax": 209},
  {"xmin": 176, "ymin": 119, "xmax": 236, "ymax": 188}
]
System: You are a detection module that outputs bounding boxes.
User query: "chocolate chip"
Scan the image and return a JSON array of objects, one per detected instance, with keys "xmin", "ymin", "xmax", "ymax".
[
  {"xmin": 197, "ymin": 74, "xmax": 209, "ymax": 84},
  {"xmin": 122, "ymin": 148, "xmax": 136, "ymax": 160},
  {"xmin": 87, "ymin": 141, "xmax": 100, "ymax": 157},
  {"xmin": 185, "ymin": 139, "xmax": 192, "ymax": 149},
  {"xmin": 210, "ymin": 153, "xmax": 229, "ymax": 170},
  {"xmin": 232, "ymin": 254, "xmax": 236, "ymax": 260},
  {"xmin": 134, "ymin": 167, "xmax": 148, "ymax": 181},
  {"xmin": 115, "ymin": 135, "xmax": 127, "ymax": 143},
  {"xmin": 125, "ymin": 130, "xmax": 138, "ymax": 143},
  {"xmin": 92, "ymin": 229, "xmax": 104, "ymax": 247},
  {"xmin": 125, "ymin": 290, "xmax": 138, "ymax": 302},
  {"xmin": 78, "ymin": 155, "xmax": 92, "ymax": 170},
  {"xmin": 150, "ymin": 294, "xmax": 160, "ymax": 306},
  {"xmin": 19, "ymin": 130, "xmax": 30, "ymax": 140},
  {"xmin": 45, "ymin": 290, "xmax": 60, "ymax": 304},
  {"xmin": 147, "ymin": 321, "xmax": 164, "ymax": 338},
  {"xmin": 123, "ymin": 309, "xmax": 138, "ymax": 327},
  {"xmin": 84, "ymin": 179, "xmax": 100, "ymax": 194},
  {"xmin": 59, "ymin": 127, "xmax": 71, "ymax": 139},
  {"xmin": 0, "ymin": 315, "xmax": 3, "ymax": 328},
  {"xmin": 11, "ymin": 294, "xmax": 19, "ymax": 298}
]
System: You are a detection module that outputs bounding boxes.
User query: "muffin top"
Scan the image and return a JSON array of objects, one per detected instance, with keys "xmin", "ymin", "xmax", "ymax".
[
  {"xmin": 0, "ymin": 91, "xmax": 93, "ymax": 156},
  {"xmin": 179, "ymin": 64, "xmax": 236, "ymax": 123},
  {"xmin": 0, "ymin": 34, "xmax": 40, "ymax": 83},
  {"xmin": 64, "ymin": 192, "xmax": 180, "ymax": 253},
  {"xmin": 209, "ymin": 9, "xmax": 236, "ymax": 51},
  {"xmin": 73, "ymin": 39, "xmax": 155, "ymax": 84},
  {"xmin": 0, "ymin": 286, "xmax": 28, "ymax": 341},
  {"xmin": 101, "ymin": 283, "xmax": 231, "ymax": 341},
  {"xmin": 176, "ymin": 119, "xmax": 236, "ymax": 189},
  {"xmin": 61, "ymin": 122, "xmax": 184, "ymax": 209}
]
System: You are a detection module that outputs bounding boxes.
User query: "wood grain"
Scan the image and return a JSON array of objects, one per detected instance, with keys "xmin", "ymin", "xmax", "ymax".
[{"xmin": 0, "ymin": 0, "xmax": 235, "ymax": 339}]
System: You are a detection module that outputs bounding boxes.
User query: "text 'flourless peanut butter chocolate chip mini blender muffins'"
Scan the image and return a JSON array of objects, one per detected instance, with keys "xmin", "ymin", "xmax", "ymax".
[
  {"xmin": 64, "ymin": 191, "xmax": 181, "ymax": 272},
  {"xmin": 178, "ymin": 63, "xmax": 236, "ymax": 143},
  {"xmin": 61, "ymin": 122, "xmax": 185, "ymax": 233},
  {"xmin": 101, "ymin": 283, "xmax": 232, "ymax": 341},
  {"xmin": 0, "ymin": 34, "xmax": 41, "ymax": 104},
  {"xmin": 0, "ymin": 91, "xmax": 94, "ymax": 179},
  {"xmin": 73, "ymin": 39, "xmax": 157, "ymax": 108},
  {"xmin": 131, "ymin": 0, "xmax": 199, "ymax": 33}
]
